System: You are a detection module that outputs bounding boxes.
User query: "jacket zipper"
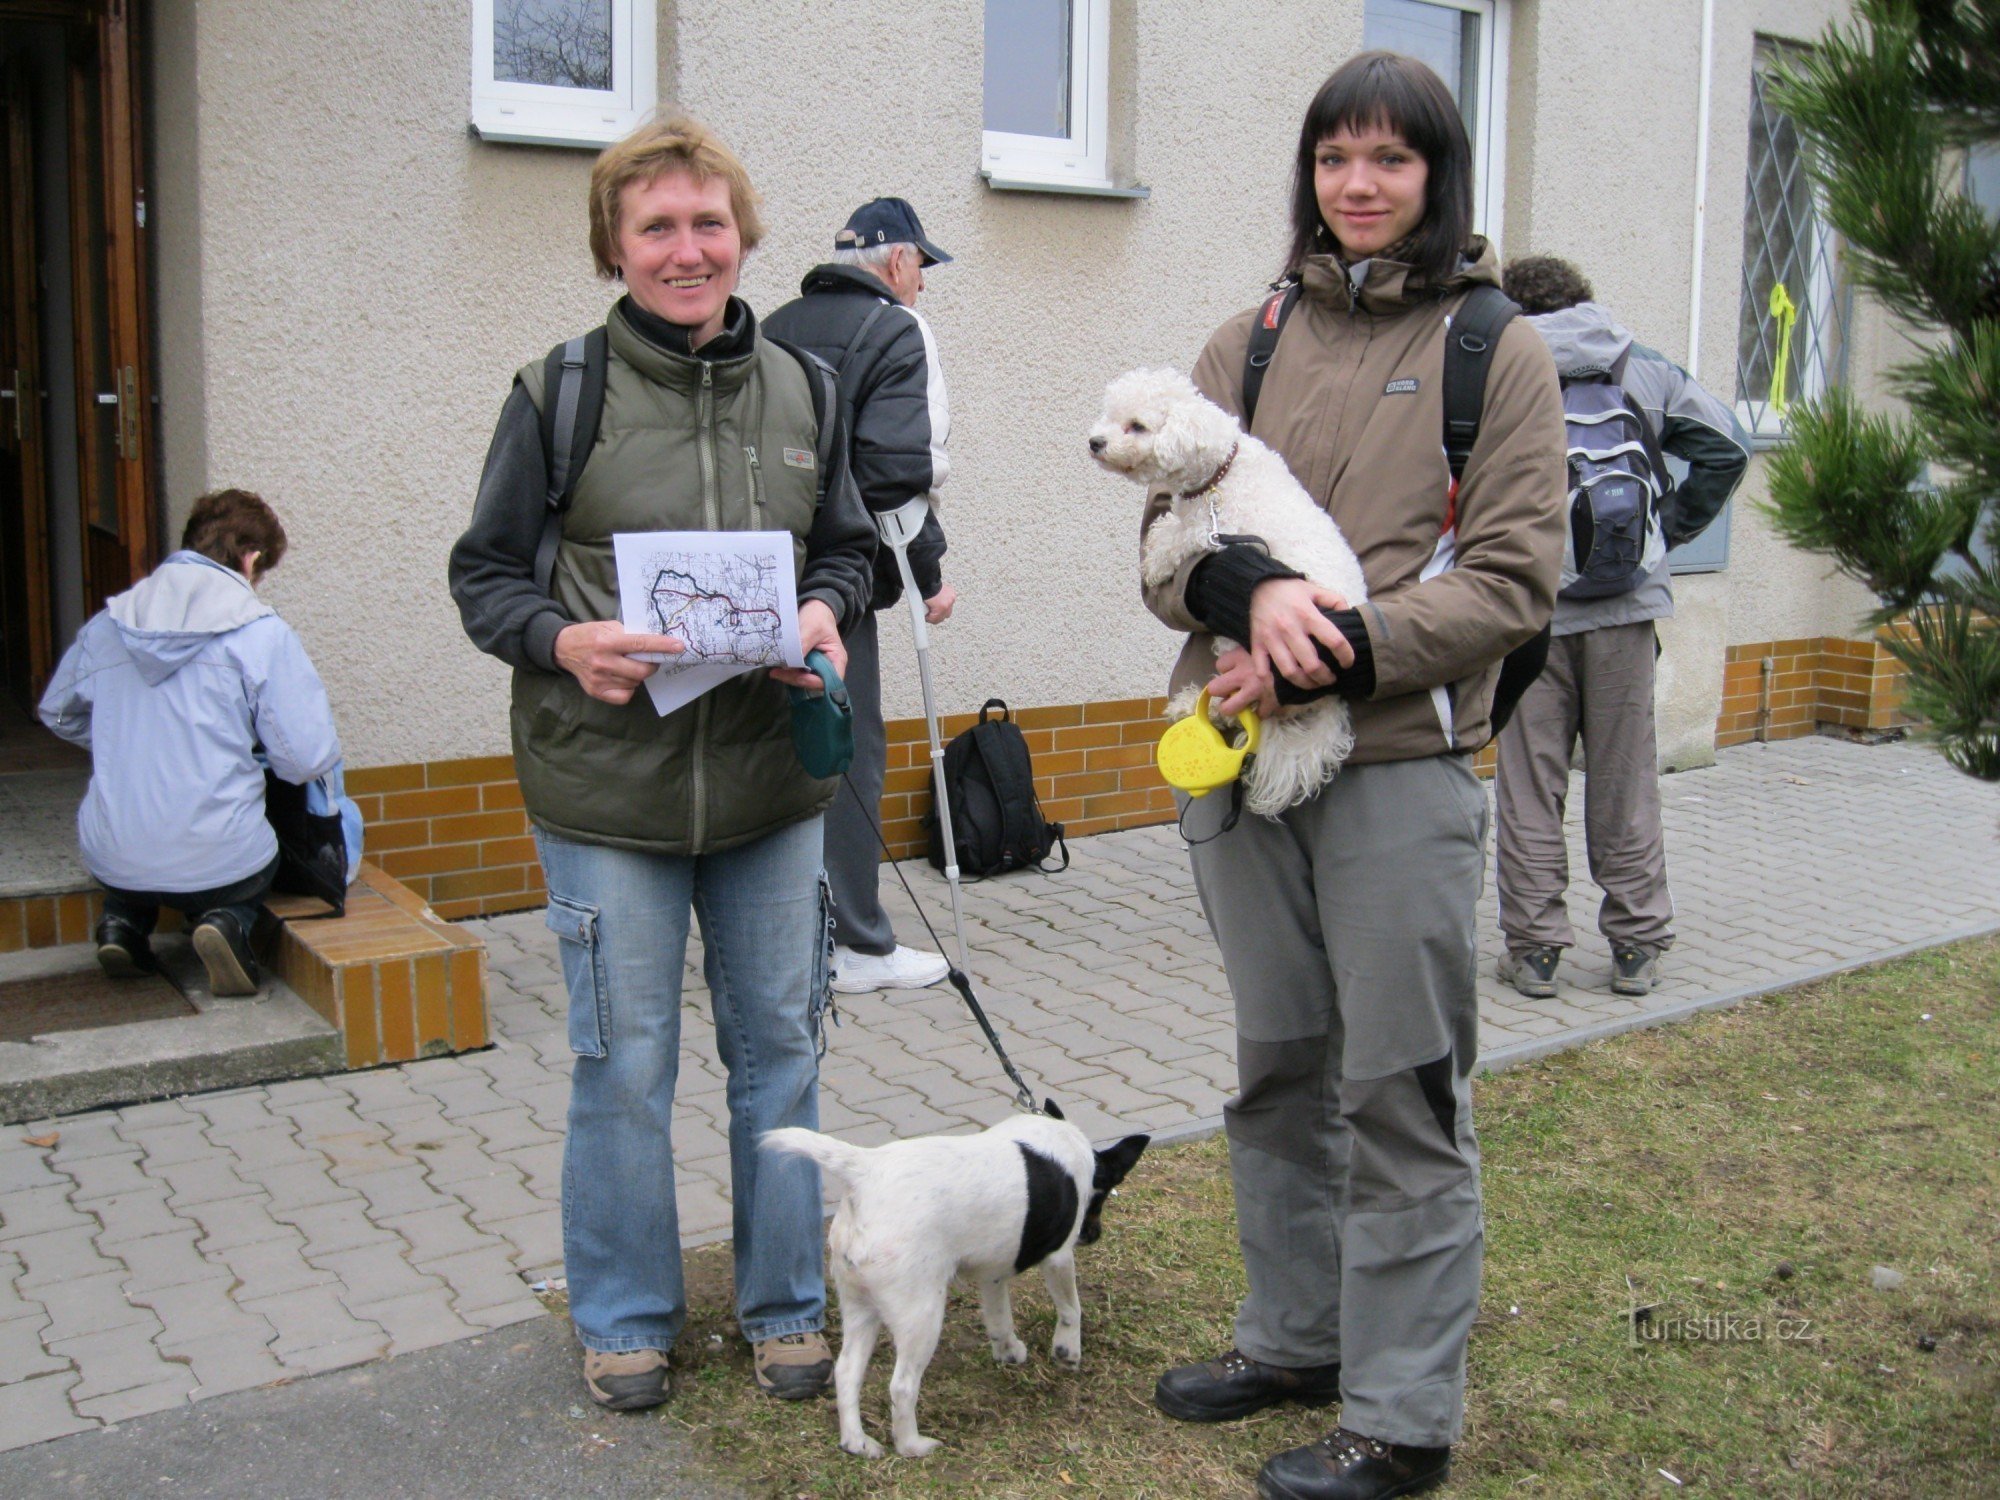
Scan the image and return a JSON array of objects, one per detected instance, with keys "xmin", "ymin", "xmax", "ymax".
[
  {"xmin": 745, "ymin": 445, "xmax": 763, "ymax": 521},
  {"xmin": 691, "ymin": 362, "xmax": 717, "ymax": 852}
]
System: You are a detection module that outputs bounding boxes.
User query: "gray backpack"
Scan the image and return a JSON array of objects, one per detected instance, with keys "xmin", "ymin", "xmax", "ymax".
[{"xmin": 1558, "ymin": 369, "xmax": 1669, "ymax": 600}]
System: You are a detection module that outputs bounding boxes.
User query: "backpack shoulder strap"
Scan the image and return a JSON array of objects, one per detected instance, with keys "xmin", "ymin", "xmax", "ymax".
[
  {"xmin": 767, "ymin": 336, "xmax": 843, "ymax": 482},
  {"xmin": 1440, "ymin": 284, "xmax": 1519, "ymax": 489},
  {"xmin": 534, "ymin": 326, "xmax": 608, "ymax": 597},
  {"xmin": 1240, "ymin": 282, "xmax": 1300, "ymax": 430},
  {"xmin": 835, "ymin": 300, "xmax": 891, "ymax": 381}
]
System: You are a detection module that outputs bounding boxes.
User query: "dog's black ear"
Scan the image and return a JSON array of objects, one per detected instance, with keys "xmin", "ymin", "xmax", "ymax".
[
  {"xmin": 1042, "ymin": 1099, "xmax": 1066, "ymax": 1121},
  {"xmin": 1093, "ymin": 1133, "xmax": 1151, "ymax": 1189}
]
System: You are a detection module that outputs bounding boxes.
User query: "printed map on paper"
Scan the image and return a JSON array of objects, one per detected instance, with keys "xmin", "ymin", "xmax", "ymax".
[{"xmin": 611, "ymin": 531, "xmax": 802, "ymax": 716}]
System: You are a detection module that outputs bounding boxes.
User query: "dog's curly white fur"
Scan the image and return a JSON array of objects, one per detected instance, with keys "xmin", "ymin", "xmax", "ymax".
[{"xmin": 1091, "ymin": 367, "xmax": 1369, "ymax": 813}]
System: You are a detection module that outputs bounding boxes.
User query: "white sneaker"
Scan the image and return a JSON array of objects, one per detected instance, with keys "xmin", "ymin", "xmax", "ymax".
[{"xmin": 831, "ymin": 944, "xmax": 950, "ymax": 994}]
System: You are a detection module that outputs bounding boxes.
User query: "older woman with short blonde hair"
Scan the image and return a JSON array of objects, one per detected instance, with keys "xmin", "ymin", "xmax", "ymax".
[{"xmin": 450, "ymin": 114, "xmax": 874, "ymax": 1413}]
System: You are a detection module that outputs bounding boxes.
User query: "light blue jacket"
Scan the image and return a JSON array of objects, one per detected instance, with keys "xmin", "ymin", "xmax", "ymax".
[{"xmin": 38, "ymin": 552, "xmax": 350, "ymax": 894}]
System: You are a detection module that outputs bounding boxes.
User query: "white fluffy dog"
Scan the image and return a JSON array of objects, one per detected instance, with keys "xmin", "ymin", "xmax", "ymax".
[
  {"xmin": 1090, "ymin": 367, "xmax": 1370, "ymax": 814},
  {"xmin": 763, "ymin": 1108, "xmax": 1148, "ymax": 1459}
]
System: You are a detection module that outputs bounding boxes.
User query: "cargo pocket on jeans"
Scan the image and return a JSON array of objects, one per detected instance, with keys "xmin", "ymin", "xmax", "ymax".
[
  {"xmin": 810, "ymin": 872, "xmax": 837, "ymax": 1059},
  {"xmin": 545, "ymin": 894, "xmax": 609, "ymax": 1058}
]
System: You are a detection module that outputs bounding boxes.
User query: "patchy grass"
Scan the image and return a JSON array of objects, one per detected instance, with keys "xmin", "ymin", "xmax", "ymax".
[{"xmin": 555, "ymin": 938, "xmax": 2000, "ymax": 1498}]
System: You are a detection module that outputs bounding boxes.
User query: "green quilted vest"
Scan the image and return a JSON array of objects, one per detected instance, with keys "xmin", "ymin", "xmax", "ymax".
[{"xmin": 510, "ymin": 304, "xmax": 833, "ymax": 855}]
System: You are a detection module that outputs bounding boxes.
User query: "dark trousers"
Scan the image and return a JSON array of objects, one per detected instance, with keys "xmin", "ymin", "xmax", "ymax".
[
  {"xmin": 824, "ymin": 610, "xmax": 897, "ymax": 954},
  {"xmin": 101, "ymin": 854, "xmax": 279, "ymax": 938}
]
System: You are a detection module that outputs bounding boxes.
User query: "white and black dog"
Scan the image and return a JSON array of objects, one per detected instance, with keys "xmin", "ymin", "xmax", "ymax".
[
  {"xmin": 763, "ymin": 1105, "xmax": 1149, "ymax": 1458},
  {"xmin": 1091, "ymin": 366, "xmax": 1370, "ymax": 814}
]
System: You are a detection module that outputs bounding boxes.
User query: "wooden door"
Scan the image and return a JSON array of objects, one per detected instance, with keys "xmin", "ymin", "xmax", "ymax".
[
  {"xmin": 0, "ymin": 55, "xmax": 51, "ymax": 703},
  {"xmin": 69, "ymin": 0, "xmax": 155, "ymax": 614}
]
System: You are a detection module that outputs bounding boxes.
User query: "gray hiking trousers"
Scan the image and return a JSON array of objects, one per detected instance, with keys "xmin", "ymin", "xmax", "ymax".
[
  {"xmin": 1494, "ymin": 622, "xmax": 1675, "ymax": 956},
  {"xmin": 1184, "ymin": 753, "xmax": 1488, "ymax": 1448},
  {"xmin": 825, "ymin": 610, "xmax": 897, "ymax": 955}
]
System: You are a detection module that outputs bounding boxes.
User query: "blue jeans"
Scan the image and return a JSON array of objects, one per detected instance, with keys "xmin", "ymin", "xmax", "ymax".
[{"xmin": 536, "ymin": 818, "xmax": 833, "ymax": 1353}]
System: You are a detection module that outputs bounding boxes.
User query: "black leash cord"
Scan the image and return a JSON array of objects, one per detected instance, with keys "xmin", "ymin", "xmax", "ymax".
[{"xmin": 840, "ymin": 770, "xmax": 1040, "ymax": 1114}]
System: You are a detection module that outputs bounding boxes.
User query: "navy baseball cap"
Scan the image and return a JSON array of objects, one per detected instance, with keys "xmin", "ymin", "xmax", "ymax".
[{"xmin": 835, "ymin": 197, "xmax": 952, "ymax": 267}]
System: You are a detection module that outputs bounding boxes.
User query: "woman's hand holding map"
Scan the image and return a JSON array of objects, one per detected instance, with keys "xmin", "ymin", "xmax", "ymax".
[{"xmin": 554, "ymin": 621, "xmax": 685, "ymax": 706}]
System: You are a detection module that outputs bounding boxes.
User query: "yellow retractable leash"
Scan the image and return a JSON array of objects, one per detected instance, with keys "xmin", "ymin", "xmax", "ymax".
[{"xmin": 1158, "ymin": 689, "xmax": 1261, "ymax": 841}]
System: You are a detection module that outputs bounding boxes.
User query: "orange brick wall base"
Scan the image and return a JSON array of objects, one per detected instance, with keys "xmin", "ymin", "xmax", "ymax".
[
  {"xmin": 1716, "ymin": 633, "xmax": 1911, "ymax": 748},
  {"xmin": 340, "ymin": 641, "xmax": 1907, "ymax": 924}
]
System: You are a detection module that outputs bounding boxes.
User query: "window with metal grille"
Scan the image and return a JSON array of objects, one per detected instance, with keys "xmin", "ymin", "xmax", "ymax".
[{"xmin": 1735, "ymin": 40, "xmax": 1850, "ymax": 441}]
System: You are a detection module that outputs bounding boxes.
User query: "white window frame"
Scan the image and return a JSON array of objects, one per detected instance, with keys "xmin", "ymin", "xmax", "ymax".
[
  {"xmin": 470, "ymin": 0, "xmax": 656, "ymax": 150},
  {"xmin": 981, "ymin": 0, "xmax": 1113, "ymax": 191},
  {"xmin": 1361, "ymin": 0, "xmax": 1510, "ymax": 247}
]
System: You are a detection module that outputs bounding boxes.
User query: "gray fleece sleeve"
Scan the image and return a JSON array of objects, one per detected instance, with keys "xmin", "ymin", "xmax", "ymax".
[{"xmin": 448, "ymin": 382, "xmax": 571, "ymax": 674}]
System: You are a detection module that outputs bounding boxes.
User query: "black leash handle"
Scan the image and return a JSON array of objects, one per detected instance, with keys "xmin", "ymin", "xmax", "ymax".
[{"xmin": 843, "ymin": 770, "xmax": 1040, "ymax": 1114}]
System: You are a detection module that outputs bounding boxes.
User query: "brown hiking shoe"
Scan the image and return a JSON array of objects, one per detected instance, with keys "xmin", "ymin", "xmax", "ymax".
[
  {"xmin": 583, "ymin": 1347, "xmax": 671, "ymax": 1410},
  {"xmin": 753, "ymin": 1331, "xmax": 832, "ymax": 1400}
]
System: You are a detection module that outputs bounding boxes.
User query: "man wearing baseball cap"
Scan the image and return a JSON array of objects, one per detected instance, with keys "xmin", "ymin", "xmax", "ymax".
[{"xmin": 764, "ymin": 199, "xmax": 958, "ymax": 995}]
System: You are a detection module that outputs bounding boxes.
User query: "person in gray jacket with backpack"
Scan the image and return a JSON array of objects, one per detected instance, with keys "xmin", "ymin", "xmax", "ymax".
[{"xmin": 1494, "ymin": 256, "xmax": 1751, "ymax": 1000}]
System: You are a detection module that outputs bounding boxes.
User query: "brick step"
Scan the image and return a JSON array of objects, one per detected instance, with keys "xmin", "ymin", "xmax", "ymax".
[{"xmin": 266, "ymin": 864, "xmax": 488, "ymax": 1069}]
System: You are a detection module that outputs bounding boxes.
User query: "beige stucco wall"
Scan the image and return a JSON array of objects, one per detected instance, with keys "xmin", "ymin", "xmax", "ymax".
[{"xmin": 149, "ymin": 0, "xmax": 1875, "ymax": 770}]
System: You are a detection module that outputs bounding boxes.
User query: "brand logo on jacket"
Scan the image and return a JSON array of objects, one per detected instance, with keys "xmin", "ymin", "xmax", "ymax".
[
  {"xmin": 783, "ymin": 448, "xmax": 815, "ymax": 469},
  {"xmin": 1384, "ymin": 377, "xmax": 1420, "ymax": 395}
]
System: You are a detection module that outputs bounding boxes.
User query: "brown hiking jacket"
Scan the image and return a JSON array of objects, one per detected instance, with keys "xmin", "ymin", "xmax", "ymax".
[{"xmin": 1145, "ymin": 240, "xmax": 1566, "ymax": 765}]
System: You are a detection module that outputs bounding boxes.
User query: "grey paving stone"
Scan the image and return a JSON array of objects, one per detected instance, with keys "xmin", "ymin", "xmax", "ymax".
[
  {"xmin": 132, "ymin": 1270, "xmax": 270, "ymax": 1346},
  {"xmin": 74, "ymin": 1374, "xmax": 196, "ymax": 1425},
  {"xmin": 166, "ymin": 1330, "xmax": 288, "ymax": 1402},
  {"xmin": 344, "ymin": 1164, "xmax": 454, "ymax": 1222},
  {"xmin": 0, "ymin": 1314, "xmax": 64, "ymax": 1380},
  {"xmin": 480, "ymin": 1209, "xmax": 562, "ymax": 1271},
  {"xmin": 88, "ymin": 1188, "xmax": 187, "ymax": 1248},
  {"xmin": 494, "ymin": 1140, "xmax": 563, "ymax": 1201},
  {"xmin": 106, "ymin": 1229, "xmax": 228, "ymax": 1294},
  {"xmin": 10, "ymin": 1225, "xmax": 120, "ymax": 1289},
  {"xmin": 32, "ymin": 1273, "xmax": 151, "ymax": 1341},
  {"xmin": 203, "ymin": 1124, "xmax": 316, "ymax": 1174},
  {"xmin": 0, "ymin": 1372, "xmax": 96, "ymax": 1452},
  {"xmin": 47, "ymin": 1319, "xmax": 178, "ymax": 1401},
  {"xmin": 0, "ymin": 1185, "xmax": 89, "ymax": 1243},
  {"xmin": 442, "ymin": 1166, "xmax": 545, "ymax": 1228},
  {"xmin": 277, "ymin": 1198, "xmax": 397, "ymax": 1259},
  {"xmin": 207, "ymin": 1234, "xmax": 333, "ymax": 1303},
  {"xmin": 152, "ymin": 1156, "xmax": 261, "ymax": 1210},
  {"xmin": 53, "ymin": 1152, "xmax": 148, "ymax": 1203},
  {"xmin": 40, "ymin": 1116, "xmax": 130, "ymax": 1162},
  {"xmin": 179, "ymin": 1194, "xmax": 293, "ymax": 1254},
  {"xmin": 347, "ymin": 1288, "xmax": 483, "ymax": 1357},
  {"xmin": 241, "ymin": 1283, "xmax": 386, "ymax": 1369},
  {"xmin": 416, "ymin": 1243, "xmax": 528, "ymax": 1307},
  {"xmin": 312, "ymin": 1242, "xmax": 441, "ymax": 1308}
]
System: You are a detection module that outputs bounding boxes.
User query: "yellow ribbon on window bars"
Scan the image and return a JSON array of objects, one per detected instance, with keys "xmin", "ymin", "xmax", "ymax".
[{"xmin": 1768, "ymin": 281, "xmax": 1798, "ymax": 417}]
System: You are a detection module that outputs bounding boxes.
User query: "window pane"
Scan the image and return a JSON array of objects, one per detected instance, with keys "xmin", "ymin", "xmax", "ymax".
[
  {"xmin": 984, "ymin": 0, "xmax": 1072, "ymax": 139},
  {"xmin": 494, "ymin": 0, "xmax": 613, "ymax": 91},
  {"xmin": 1969, "ymin": 142, "xmax": 2000, "ymax": 223},
  {"xmin": 1735, "ymin": 49, "xmax": 1846, "ymax": 429},
  {"xmin": 1363, "ymin": 0, "xmax": 1481, "ymax": 148}
]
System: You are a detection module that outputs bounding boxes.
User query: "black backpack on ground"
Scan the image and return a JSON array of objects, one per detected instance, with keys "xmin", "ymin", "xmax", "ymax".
[
  {"xmin": 925, "ymin": 700, "xmax": 1070, "ymax": 878},
  {"xmin": 1240, "ymin": 278, "xmax": 1550, "ymax": 737}
]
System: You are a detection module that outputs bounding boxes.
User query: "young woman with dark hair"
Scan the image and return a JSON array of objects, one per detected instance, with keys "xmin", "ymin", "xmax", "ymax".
[{"xmin": 1140, "ymin": 51, "xmax": 1568, "ymax": 1500}]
